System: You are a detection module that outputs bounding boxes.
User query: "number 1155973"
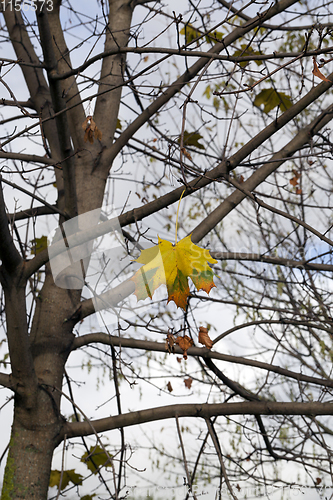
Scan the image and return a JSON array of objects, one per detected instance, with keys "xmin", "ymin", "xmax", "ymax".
[{"xmin": 1, "ymin": 1, "xmax": 53, "ymax": 11}]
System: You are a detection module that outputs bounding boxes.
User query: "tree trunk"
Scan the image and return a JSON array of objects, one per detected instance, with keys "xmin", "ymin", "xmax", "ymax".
[
  {"xmin": 1, "ymin": 401, "xmax": 61, "ymax": 500},
  {"xmin": 1, "ymin": 266, "xmax": 78, "ymax": 499}
]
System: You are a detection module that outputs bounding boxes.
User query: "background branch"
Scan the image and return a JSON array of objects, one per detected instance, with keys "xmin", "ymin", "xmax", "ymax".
[
  {"xmin": 71, "ymin": 334, "xmax": 333, "ymax": 389},
  {"xmin": 62, "ymin": 401, "xmax": 333, "ymax": 442},
  {"xmin": 0, "ymin": 372, "xmax": 13, "ymax": 390},
  {"xmin": 0, "ymin": 177, "xmax": 22, "ymax": 272}
]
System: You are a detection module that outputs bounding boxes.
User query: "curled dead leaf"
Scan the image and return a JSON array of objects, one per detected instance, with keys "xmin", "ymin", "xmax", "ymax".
[
  {"xmin": 167, "ymin": 381, "xmax": 173, "ymax": 392},
  {"xmin": 82, "ymin": 116, "xmax": 102, "ymax": 144},
  {"xmin": 184, "ymin": 377, "xmax": 193, "ymax": 389},
  {"xmin": 198, "ymin": 326, "xmax": 213, "ymax": 349},
  {"xmin": 312, "ymin": 57, "xmax": 331, "ymax": 83},
  {"xmin": 181, "ymin": 147, "xmax": 192, "ymax": 161},
  {"xmin": 289, "ymin": 169, "xmax": 301, "ymax": 188},
  {"xmin": 165, "ymin": 332, "xmax": 175, "ymax": 354},
  {"xmin": 175, "ymin": 335, "xmax": 193, "ymax": 360},
  {"xmin": 289, "ymin": 176, "xmax": 298, "ymax": 187}
]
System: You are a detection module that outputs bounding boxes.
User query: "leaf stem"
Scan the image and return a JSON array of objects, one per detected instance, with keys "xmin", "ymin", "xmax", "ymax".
[{"xmin": 175, "ymin": 189, "xmax": 186, "ymax": 245}]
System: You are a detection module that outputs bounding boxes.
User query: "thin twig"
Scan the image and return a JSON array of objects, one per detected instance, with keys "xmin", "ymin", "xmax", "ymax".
[
  {"xmin": 179, "ymin": 57, "xmax": 213, "ymax": 184},
  {"xmin": 175, "ymin": 415, "xmax": 198, "ymax": 500},
  {"xmin": 55, "ymin": 434, "xmax": 67, "ymax": 500},
  {"xmin": 205, "ymin": 418, "xmax": 239, "ymax": 500}
]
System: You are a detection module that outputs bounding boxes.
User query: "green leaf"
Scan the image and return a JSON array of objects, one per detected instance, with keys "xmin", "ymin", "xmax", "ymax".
[
  {"xmin": 81, "ymin": 445, "xmax": 113, "ymax": 474},
  {"xmin": 254, "ymin": 88, "xmax": 292, "ymax": 114},
  {"xmin": 180, "ymin": 24, "xmax": 223, "ymax": 45},
  {"xmin": 203, "ymin": 85, "xmax": 211, "ymax": 99},
  {"xmin": 213, "ymin": 97, "xmax": 220, "ymax": 112},
  {"xmin": 178, "ymin": 130, "xmax": 205, "ymax": 150},
  {"xmin": 221, "ymin": 96, "xmax": 230, "ymax": 113},
  {"xmin": 207, "ymin": 30, "xmax": 224, "ymax": 44},
  {"xmin": 180, "ymin": 24, "xmax": 201, "ymax": 44},
  {"xmin": 49, "ymin": 469, "xmax": 83, "ymax": 490},
  {"xmin": 116, "ymin": 118, "xmax": 122, "ymax": 130},
  {"xmin": 277, "ymin": 281, "xmax": 284, "ymax": 296},
  {"xmin": 81, "ymin": 495, "xmax": 96, "ymax": 500},
  {"xmin": 233, "ymin": 44, "xmax": 263, "ymax": 67},
  {"xmin": 30, "ymin": 235, "xmax": 48, "ymax": 255},
  {"xmin": 0, "ymin": 352, "xmax": 9, "ymax": 367}
]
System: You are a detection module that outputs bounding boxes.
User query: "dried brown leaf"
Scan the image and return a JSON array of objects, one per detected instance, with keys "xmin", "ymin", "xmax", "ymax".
[
  {"xmin": 82, "ymin": 116, "xmax": 91, "ymax": 131},
  {"xmin": 95, "ymin": 127, "xmax": 103, "ymax": 141},
  {"xmin": 89, "ymin": 117, "xmax": 97, "ymax": 131},
  {"xmin": 84, "ymin": 128, "xmax": 94, "ymax": 144},
  {"xmin": 175, "ymin": 335, "xmax": 193, "ymax": 360},
  {"xmin": 312, "ymin": 57, "xmax": 331, "ymax": 82},
  {"xmin": 184, "ymin": 377, "xmax": 193, "ymax": 389},
  {"xmin": 82, "ymin": 116, "xmax": 102, "ymax": 143},
  {"xmin": 198, "ymin": 326, "xmax": 213, "ymax": 349},
  {"xmin": 181, "ymin": 147, "xmax": 192, "ymax": 161},
  {"xmin": 167, "ymin": 381, "xmax": 173, "ymax": 392},
  {"xmin": 165, "ymin": 332, "xmax": 175, "ymax": 354},
  {"xmin": 289, "ymin": 170, "xmax": 300, "ymax": 187}
]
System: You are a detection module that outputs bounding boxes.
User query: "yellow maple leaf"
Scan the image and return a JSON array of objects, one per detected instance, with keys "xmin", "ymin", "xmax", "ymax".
[{"xmin": 131, "ymin": 235, "xmax": 217, "ymax": 310}]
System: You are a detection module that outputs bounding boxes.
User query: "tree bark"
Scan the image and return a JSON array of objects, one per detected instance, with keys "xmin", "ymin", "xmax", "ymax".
[{"xmin": 1, "ymin": 396, "xmax": 62, "ymax": 500}]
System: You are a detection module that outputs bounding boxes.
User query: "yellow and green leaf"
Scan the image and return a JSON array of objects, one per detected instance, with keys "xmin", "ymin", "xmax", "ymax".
[
  {"xmin": 233, "ymin": 44, "xmax": 263, "ymax": 67},
  {"xmin": 131, "ymin": 235, "xmax": 217, "ymax": 310},
  {"xmin": 30, "ymin": 235, "xmax": 48, "ymax": 255},
  {"xmin": 49, "ymin": 469, "xmax": 83, "ymax": 490},
  {"xmin": 81, "ymin": 445, "xmax": 113, "ymax": 474}
]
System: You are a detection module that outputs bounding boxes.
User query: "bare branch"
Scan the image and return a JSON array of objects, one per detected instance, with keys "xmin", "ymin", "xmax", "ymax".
[
  {"xmin": 93, "ymin": 0, "xmax": 135, "ymax": 168},
  {"xmin": 47, "ymin": 3, "xmax": 86, "ymax": 151},
  {"xmin": 71, "ymin": 334, "xmax": 333, "ymax": 389},
  {"xmin": 191, "ymin": 100, "xmax": 333, "ymax": 242},
  {"xmin": 1, "ymin": 177, "xmax": 67, "ymax": 219},
  {"xmin": 7, "ymin": 206, "xmax": 59, "ymax": 223},
  {"xmin": 0, "ymin": 98, "xmax": 35, "ymax": 109},
  {"xmin": 217, "ymin": 0, "xmax": 333, "ymax": 31},
  {"xmin": 210, "ymin": 252, "xmax": 333, "ymax": 272},
  {"xmin": 0, "ymin": 372, "xmax": 13, "ymax": 390},
  {"xmin": 224, "ymin": 174, "xmax": 333, "ymax": 248},
  {"xmin": 106, "ymin": 0, "xmax": 300, "ymax": 165},
  {"xmin": 0, "ymin": 177, "xmax": 22, "ymax": 272},
  {"xmin": 50, "ymin": 45, "xmax": 333, "ymax": 81},
  {"xmin": 36, "ymin": 2, "xmax": 77, "ymax": 218},
  {"xmin": 0, "ymin": 152, "xmax": 55, "ymax": 165},
  {"xmin": 61, "ymin": 401, "xmax": 333, "ymax": 442},
  {"xmin": 2, "ymin": 6, "xmax": 60, "ymax": 156},
  {"xmin": 209, "ymin": 251, "xmax": 333, "ymax": 272}
]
